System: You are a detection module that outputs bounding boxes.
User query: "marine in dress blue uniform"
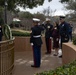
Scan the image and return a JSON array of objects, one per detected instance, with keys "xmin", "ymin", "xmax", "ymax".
[
  {"xmin": 0, "ymin": 25, "xmax": 3, "ymax": 41},
  {"xmin": 30, "ymin": 18, "xmax": 44, "ymax": 68},
  {"xmin": 43, "ymin": 18, "xmax": 53, "ymax": 54},
  {"xmin": 59, "ymin": 16, "xmax": 69, "ymax": 57},
  {"xmin": 0, "ymin": 19, "xmax": 3, "ymax": 41}
]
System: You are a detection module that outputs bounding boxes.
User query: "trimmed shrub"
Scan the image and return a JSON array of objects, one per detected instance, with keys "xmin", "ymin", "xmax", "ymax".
[
  {"xmin": 12, "ymin": 31, "xmax": 30, "ymax": 37},
  {"xmin": 36, "ymin": 60, "xmax": 76, "ymax": 75},
  {"xmin": 73, "ymin": 37, "xmax": 76, "ymax": 45}
]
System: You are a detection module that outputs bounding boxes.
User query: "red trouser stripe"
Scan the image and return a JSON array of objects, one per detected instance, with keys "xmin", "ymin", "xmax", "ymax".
[{"xmin": 49, "ymin": 39, "xmax": 51, "ymax": 53}]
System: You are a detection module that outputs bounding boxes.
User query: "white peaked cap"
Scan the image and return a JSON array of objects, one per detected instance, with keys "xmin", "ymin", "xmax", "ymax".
[
  {"xmin": 33, "ymin": 18, "xmax": 40, "ymax": 22},
  {"xmin": 46, "ymin": 18, "xmax": 50, "ymax": 21},
  {"xmin": 13, "ymin": 18, "xmax": 21, "ymax": 22}
]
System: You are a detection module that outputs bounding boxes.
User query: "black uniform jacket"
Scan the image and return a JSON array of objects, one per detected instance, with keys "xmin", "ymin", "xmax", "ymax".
[
  {"xmin": 30, "ymin": 25, "xmax": 44, "ymax": 46},
  {"xmin": 59, "ymin": 21, "xmax": 69, "ymax": 42},
  {"xmin": 44, "ymin": 23, "xmax": 53, "ymax": 38}
]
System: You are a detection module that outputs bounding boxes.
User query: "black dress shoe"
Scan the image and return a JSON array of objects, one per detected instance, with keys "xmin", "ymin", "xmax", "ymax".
[
  {"xmin": 31, "ymin": 65, "xmax": 35, "ymax": 67},
  {"xmin": 59, "ymin": 55, "xmax": 62, "ymax": 58},
  {"xmin": 53, "ymin": 54, "xmax": 57, "ymax": 56},
  {"xmin": 45, "ymin": 52, "xmax": 51, "ymax": 54},
  {"xmin": 31, "ymin": 65, "xmax": 40, "ymax": 68}
]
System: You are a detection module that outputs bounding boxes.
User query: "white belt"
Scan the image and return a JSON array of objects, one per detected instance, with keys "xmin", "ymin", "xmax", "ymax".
[{"xmin": 33, "ymin": 35, "xmax": 41, "ymax": 38}]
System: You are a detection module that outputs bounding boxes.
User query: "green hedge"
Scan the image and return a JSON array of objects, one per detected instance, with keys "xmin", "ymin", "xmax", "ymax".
[
  {"xmin": 36, "ymin": 60, "xmax": 76, "ymax": 75},
  {"xmin": 73, "ymin": 37, "xmax": 76, "ymax": 45},
  {"xmin": 12, "ymin": 31, "xmax": 30, "ymax": 37}
]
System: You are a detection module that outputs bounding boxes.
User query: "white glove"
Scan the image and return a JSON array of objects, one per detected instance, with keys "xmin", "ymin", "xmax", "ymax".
[
  {"xmin": 31, "ymin": 43, "xmax": 33, "ymax": 46},
  {"xmin": 56, "ymin": 38, "xmax": 59, "ymax": 41},
  {"xmin": 42, "ymin": 21, "xmax": 45, "ymax": 24},
  {"xmin": 50, "ymin": 37, "xmax": 52, "ymax": 39},
  {"xmin": 58, "ymin": 49, "xmax": 62, "ymax": 56},
  {"xmin": 38, "ymin": 23, "xmax": 40, "ymax": 25}
]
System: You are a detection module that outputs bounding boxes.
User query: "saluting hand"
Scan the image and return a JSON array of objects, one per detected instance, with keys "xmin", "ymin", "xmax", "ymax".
[{"xmin": 31, "ymin": 43, "xmax": 33, "ymax": 46}]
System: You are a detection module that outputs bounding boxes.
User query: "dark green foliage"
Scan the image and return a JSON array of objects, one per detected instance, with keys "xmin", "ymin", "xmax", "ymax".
[
  {"xmin": 12, "ymin": 31, "xmax": 30, "ymax": 37},
  {"xmin": 19, "ymin": 11, "xmax": 34, "ymax": 19},
  {"xmin": 0, "ymin": 0, "xmax": 70, "ymax": 11},
  {"xmin": 36, "ymin": 60, "xmax": 76, "ymax": 75},
  {"xmin": 0, "ymin": 0, "xmax": 52, "ymax": 11},
  {"xmin": 60, "ymin": 0, "xmax": 69, "ymax": 3},
  {"xmin": 0, "ymin": 7, "xmax": 4, "ymax": 25},
  {"xmin": 73, "ymin": 38, "xmax": 76, "ymax": 45},
  {"xmin": 0, "ymin": 18, "xmax": 4, "ymax": 25}
]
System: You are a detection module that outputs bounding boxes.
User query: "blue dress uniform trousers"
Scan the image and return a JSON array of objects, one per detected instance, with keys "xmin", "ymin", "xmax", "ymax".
[
  {"xmin": 33, "ymin": 45, "xmax": 41, "ymax": 67},
  {"xmin": 0, "ymin": 27, "xmax": 3, "ymax": 41},
  {"xmin": 0, "ymin": 35, "xmax": 2, "ymax": 41}
]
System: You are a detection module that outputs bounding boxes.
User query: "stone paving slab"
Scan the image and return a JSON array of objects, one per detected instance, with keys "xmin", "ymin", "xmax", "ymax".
[{"xmin": 13, "ymin": 50, "xmax": 62, "ymax": 75}]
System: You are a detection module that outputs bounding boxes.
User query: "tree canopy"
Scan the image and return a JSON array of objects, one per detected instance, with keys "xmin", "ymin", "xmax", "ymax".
[
  {"xmin": 19, "ymin": 11, "xmax": 34, "ymax": 19},
  {"xmin": 0, "ymin": 0, "xmax": 52, "ymax": 11},
  {"xmin": 64, "ymin": 0, "xmax": 76, "ymax": 21},
  {"xmin": 65, "ymin": 0, "xmax": 76, "ymax": 11},
  {"xmin": 0, "ymin": 0, "xmax": 71, "ymax": 11},
  {"xmin": 60, "ymin": 0, "xmax": 69, "ymax": 3}
]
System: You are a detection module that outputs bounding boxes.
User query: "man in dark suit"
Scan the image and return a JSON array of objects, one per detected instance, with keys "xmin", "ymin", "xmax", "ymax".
[
  {"xmin": 30, "ymin": 18, "xmax": 44, "ymax": 68},
  {"xmin": 43, "ymin": 18, "xmax": 53, "ymax": 54},
  {"xmin": 59, "ymin": 16, "xmax": 69, "ymax": 57},
  {"xmin": 68, "ymin": 21, "xmax": 73, "ymax": 41}
]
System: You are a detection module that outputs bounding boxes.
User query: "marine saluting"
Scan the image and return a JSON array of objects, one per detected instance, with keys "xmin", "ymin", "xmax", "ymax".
[{"xmin": 42, "ymin": 18, "xmax": 53, "ymax": 54}]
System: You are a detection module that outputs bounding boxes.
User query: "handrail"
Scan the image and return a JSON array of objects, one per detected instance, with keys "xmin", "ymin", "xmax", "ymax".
[
  {"xmin": 0, "ymin": 38, "xmax": 15, "ymax": 75},
  {"xmin": 0, "ymin": 37, "xmax": 15, "ymax": 44}
]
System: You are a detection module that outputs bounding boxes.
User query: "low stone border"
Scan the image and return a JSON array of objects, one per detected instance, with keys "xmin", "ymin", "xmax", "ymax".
[
  {"xmin": 14, "ymin": 36, "xmax": 46, "ymax": 52},
  {"xmin": 62, "ymin": 42, "xmax": 76, "ymax": 65}
]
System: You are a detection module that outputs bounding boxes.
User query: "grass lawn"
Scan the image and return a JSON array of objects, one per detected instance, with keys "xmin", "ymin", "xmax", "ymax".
[{"xmin": 11, "ymin": 28, "xmax": 31, "ymax": 33}]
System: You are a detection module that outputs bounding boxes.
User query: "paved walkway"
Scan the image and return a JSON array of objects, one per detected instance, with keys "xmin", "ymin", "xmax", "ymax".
[{"xmin": 13, "ymin": 50, "xmax": 62, "ymax": 75}]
